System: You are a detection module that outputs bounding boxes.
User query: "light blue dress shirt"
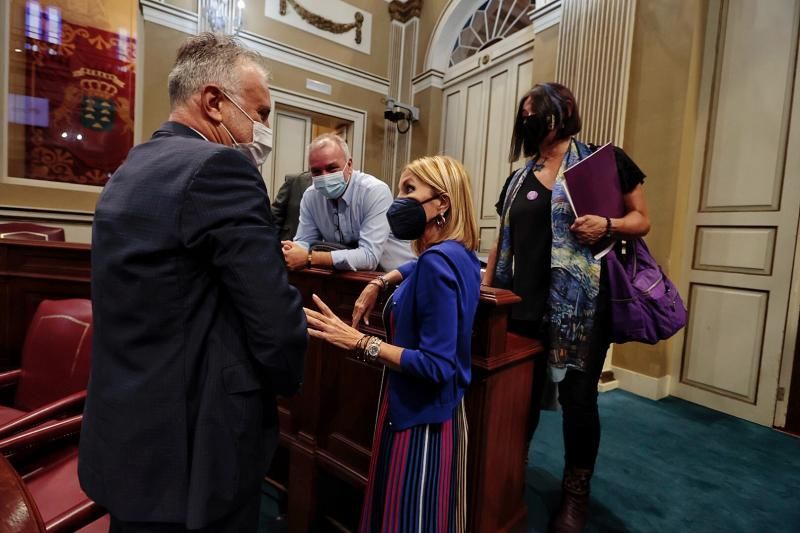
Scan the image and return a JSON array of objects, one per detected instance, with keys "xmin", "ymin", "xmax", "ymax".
[{"xmin": 293, "ymin": 171, "xmax": 416, "ymax": 271}]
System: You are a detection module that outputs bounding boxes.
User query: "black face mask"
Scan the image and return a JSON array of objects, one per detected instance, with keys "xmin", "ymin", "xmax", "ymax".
[
  {"xmin": 386, "ymin": 196, "xmax": 440, "ymax": 240},
  {"xmin": 523, "ymin": 115, "xmax": 550, "ymax": 149}
]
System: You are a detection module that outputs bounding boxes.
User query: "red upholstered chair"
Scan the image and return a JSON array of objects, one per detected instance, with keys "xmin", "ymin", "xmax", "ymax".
[
  {"xmin": 0, "ymin": 222, "xmax": 65, "ymax": 242},
  {"xmin": 0, "ymin": 416, "xmax": 107, "ymax": 532},
  {"xmin": 0, "ymin": 299, "xmax": 92, "ymax": 440}
]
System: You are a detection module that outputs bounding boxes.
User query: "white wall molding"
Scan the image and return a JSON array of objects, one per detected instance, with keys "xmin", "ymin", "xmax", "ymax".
[
  {"xmin": 140, "ymin": 0, "xmax": 198, "ymax": 35},
  {"xmin": 613, "ymin": 366, "xmax": 671, "ymax": 401},
  {"xmin": 0, "ymin": 205, "xmax": 94, "ymax": 221},
  {"xmin": 411, "ymin": 69, "xmax": 445, "ymax": 94},
  {"xmin": 531, "ymin": 0, "xmax": 563, "ymax": 34},
  {"xmin": 139, "ymin": 0, "xmax": 390, "ymax": 94}
]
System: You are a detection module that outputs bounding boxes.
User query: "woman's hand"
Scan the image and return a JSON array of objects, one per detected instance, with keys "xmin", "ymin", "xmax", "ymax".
[
  {"xmin": 570, "ymin": 215, "xmax": 606, "ymax": 245},
  {"xmin": 352, "ymin": 283, "xmax": 380, "ymax": 327},
  {"xmin": 304, "ymin": 294, "xmax": 364, "ymax": 351}
]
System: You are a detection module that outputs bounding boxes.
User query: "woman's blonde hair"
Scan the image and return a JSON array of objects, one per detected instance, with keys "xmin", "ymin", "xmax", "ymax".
[{"xmin": 402, "ymin": 155, "xmax": 479, "ymax": 254}]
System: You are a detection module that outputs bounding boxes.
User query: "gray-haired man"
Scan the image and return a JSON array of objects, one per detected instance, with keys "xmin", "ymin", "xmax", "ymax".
[
  {"xmin": 282, "ymin": 133, "xmax": 416, "ymax": 272},
  {"xmin": 79, "ymin": 33, "xmax": 307, "ymax": 532}
]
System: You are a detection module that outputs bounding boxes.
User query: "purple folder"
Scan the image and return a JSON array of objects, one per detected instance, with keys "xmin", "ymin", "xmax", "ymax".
[{"xmin": 563, "ymin": 143, "xmax": 624, "ymax": 258}]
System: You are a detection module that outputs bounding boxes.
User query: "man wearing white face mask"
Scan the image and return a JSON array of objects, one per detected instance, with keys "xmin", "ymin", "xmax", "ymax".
[
  {"xmin": 283, "ymin": 133, "xmax": 416, "ymax": 272},
  {"xmin": 80, "ymin": 34, "xmax": 307, "ymax": 532}
]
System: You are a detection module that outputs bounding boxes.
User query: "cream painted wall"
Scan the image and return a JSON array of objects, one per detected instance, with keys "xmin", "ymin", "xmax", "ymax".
[
  {"xmin": 611, "ymin": 0, "xmax": 706, "ymax": 378},
  {"xmin": 141, "ymin": 21, "xmax": 388, "ymax": 179},
  {"xmin": 410, "ymin": 86, "xmax": 443, "ymax": 162},
  {"xmin": 531, "ymin": 25, "xmax": 558, "ymax": 85}
]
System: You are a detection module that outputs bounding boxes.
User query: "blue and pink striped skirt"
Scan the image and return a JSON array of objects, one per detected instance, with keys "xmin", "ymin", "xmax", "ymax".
[{"xmin": 359, "ymin": 389, "xmax": 468, "ymax": 533}]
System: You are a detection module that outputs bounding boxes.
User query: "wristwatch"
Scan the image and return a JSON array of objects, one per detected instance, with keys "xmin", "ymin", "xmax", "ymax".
[
  {"xmin": 365, "ymin": 337, "xmax": 382, "ymax": 362},
  {"xmin": 306, "ymin": 251, "xmax": 313, "ymax": 269}
]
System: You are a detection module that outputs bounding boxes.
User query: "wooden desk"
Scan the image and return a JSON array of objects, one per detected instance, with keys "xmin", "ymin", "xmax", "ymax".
[
  {"xmin": 277, "ymin": 268, "xmax": 541, "ymax": 532},
  {"xmin": 0, "ymin": 241, "xmax": 542, "ymax": 531}
]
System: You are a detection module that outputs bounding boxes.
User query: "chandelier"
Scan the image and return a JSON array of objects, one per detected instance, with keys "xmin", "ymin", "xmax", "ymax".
[{"xmin": 199, "ymin": 0, "xmax": 246, "ymax": 35}]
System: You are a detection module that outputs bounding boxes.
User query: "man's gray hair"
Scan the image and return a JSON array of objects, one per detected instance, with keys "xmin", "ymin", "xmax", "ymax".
[
  {"xmin": 168, "ymin": 33, "xmax": 269, "ymax": 108},
  {"xmin": 309, "ymin": 133, "xmax": 351, "ymax": 162}
]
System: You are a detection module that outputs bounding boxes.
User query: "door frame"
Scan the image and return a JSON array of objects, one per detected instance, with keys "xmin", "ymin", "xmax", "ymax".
[{"xmin": 269, "ymin": 87, "xmax": 366, "ymax": 169}]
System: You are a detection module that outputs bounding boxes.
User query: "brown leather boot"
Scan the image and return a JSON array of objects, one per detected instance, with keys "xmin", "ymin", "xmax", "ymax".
[{"xmin": 550, "ymin": 466, "xmax": 592, "ymax": 533}]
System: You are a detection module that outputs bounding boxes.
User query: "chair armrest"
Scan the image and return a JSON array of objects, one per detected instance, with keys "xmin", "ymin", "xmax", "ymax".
[
  {"xmin": 0, "ymin": 389, "xmax": 87, "ymax": 440},
  {"xmin": 46, "ymin": 499, "xmax": 106, "ymax": 533},
  {"xmin": 0, "ymin": 369, "xmax": 21, "ymax": 387},
  {"xmin": 0, "ymin": 415, "xmax": 82, "ymax": 457}
]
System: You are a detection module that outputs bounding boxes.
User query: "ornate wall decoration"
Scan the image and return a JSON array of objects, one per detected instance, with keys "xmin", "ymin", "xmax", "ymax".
[
  {"xmin": 388, "ymin": 0, "xmax": 423, "ymax": 23},
  {"xmin": 279, "ymin": 0, "xmax": 363, "ymax": 44},
  {"xmin": 24, "ymin": 21, "xmax": 135, "ymax": 186}
]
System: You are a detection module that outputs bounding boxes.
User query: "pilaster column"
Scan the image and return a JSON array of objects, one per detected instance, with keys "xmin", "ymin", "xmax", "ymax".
[
  {"xmin": 555, "ymin": 0, "xmax": 636, "ymax": 145},
  {"xmin": 382, "ymin": 0, "xmax": 422, "ymax": 191}
]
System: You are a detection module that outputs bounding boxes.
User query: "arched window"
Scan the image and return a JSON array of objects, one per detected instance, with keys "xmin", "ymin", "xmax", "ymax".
[{"xmin": 449, "ymin": 0, "xmax": 532, "ymax": 67}]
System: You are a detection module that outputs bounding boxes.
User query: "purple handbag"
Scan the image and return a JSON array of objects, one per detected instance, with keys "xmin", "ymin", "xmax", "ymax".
[{"xmin": 605, "ymin": 239, "xmax": 687, "ymax": 344}]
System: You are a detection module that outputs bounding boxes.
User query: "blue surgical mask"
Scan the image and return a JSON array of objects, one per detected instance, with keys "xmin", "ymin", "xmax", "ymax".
[{"xmin": 314, "ymin": 171, "xmax": 348, "ymax": 199}]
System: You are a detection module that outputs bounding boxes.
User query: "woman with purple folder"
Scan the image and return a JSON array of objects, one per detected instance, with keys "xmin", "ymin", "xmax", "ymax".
[{"xmin": 483, "ymin": 82, "xmax": 651, "ymax": 533}]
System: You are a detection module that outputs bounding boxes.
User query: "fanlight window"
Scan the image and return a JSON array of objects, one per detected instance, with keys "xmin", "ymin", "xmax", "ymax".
[{"xmin": 450, "ymin": 0, "xmax": 533, "ymax": 67}]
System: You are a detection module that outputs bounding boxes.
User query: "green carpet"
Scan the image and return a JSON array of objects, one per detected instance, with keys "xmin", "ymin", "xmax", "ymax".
[
  {"xmin": 526, "ymin": 389, "xmax": 800, "ymax": 532},
  {"xmin": 258, "ymin": 389, "xmax": 800, "ymax": 532}
]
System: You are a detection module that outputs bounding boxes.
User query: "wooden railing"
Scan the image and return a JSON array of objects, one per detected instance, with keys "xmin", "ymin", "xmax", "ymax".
[{"xmin": 0, "ymin": 240, "xmax": 541, "ymax": 531}]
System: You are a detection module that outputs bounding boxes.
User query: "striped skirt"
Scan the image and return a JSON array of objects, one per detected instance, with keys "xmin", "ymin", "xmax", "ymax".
[{"xmin": 359, "ymin": 389, "xmax": 468, "ymax": 533}]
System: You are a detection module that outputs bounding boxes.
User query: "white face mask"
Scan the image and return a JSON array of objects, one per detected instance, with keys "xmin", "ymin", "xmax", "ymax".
[{"xmin": 220, "ymin": 90, "xmax": 273, "ymax": 166}]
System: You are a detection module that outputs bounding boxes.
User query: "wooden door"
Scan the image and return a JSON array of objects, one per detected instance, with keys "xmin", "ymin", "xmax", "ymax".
[{"xmin": 672, "ymin": 0, "xmax": 800, "ymax": 425}]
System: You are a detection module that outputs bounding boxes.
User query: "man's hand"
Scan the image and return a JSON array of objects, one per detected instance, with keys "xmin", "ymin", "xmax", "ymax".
[
  {"xmin": 283, "ymin": 241, "xmax": 309, "ymax": 270},
  {"xmin": 570, "ymin": 215, "xmax": 607, "ymax": 245}
]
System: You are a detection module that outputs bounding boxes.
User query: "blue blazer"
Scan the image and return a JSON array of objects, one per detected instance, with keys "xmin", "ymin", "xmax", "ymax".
[
  {"xmin": 389, "ymin": 240, "xmax": 481, "ymax": 429},
  {"xmin": 79, "ymin": 122, "xmax": 307, "ymax": 527}
]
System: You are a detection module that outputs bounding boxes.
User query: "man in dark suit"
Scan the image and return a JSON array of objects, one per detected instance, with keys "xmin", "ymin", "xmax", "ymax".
[
  {"xmin": 79, "ymin": 33, "xmax": 307, "ymax": 532},
  {"xmin": 271, "ymin": 171, "xmax": 312, "ymax": 240}
]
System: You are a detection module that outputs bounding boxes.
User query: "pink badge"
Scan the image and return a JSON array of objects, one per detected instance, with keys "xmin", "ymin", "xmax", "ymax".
[{"xmin": 527, "ymin": 190, "xmax": 539, "ymax": 201}]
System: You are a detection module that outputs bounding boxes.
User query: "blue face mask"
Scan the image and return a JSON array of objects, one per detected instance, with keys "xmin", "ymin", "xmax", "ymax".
[{"xmin": 313, "ymin": 170, "xmax": 348, "ymax": 199}]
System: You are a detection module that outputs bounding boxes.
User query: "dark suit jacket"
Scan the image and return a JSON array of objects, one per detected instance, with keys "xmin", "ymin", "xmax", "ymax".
[
  {"xmin": 79, "ymin": 121, "xmax": 308, "ymax": 528},
  {"xmin": 270, "ymin": 171, "xmax": 312, "ymax": 240}
]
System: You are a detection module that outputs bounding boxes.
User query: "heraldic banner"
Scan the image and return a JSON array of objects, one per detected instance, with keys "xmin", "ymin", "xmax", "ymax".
[{"xmin": 25, "ymin": 21, "xmax": 136, "ymax": 186}]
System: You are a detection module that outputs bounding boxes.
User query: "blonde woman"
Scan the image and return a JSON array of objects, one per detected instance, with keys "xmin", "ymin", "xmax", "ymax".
[{"xmin": 304, "ymin": 155, "xmax": 480, "ymax": 532}]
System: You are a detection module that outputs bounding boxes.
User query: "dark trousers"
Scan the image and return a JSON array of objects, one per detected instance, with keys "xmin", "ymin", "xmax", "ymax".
[
  {"xmin": 109, "ymin": 494, "xmax": 261, "ymax": 532},
  {"xmin": 513, "ymin": 281, "xmax": 611, "ymax": 472},
  {"xmin": 109, "ymin": 426, "xmax": 279, "ymax": 533}
]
